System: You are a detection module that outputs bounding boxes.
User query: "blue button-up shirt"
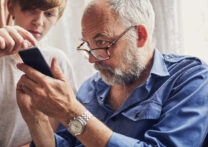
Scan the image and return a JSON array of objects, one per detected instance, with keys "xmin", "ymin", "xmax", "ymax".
[{"xmin": 32, "ymin": 49, "xmax": 208, "ymax": 147}]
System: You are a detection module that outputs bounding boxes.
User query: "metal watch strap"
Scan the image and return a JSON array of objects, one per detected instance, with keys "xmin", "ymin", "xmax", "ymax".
[{"xmin": 78, "ymin": 110, "xmax": 92, "ymax": 125}]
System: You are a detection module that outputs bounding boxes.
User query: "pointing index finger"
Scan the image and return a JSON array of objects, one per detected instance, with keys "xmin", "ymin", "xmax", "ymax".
[{"xmin": 15, "ymin": 26, "xmax": 38, "ymax": 46}]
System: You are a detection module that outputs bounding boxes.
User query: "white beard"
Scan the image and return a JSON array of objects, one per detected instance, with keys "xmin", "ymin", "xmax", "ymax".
[{"xmin": 94, "ymin": 40, "xmax": 147, "ymax": 86}]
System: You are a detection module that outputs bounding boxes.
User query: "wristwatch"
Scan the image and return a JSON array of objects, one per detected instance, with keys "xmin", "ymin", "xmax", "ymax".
[{"xmin": 67, "ymin": 110, "xmax": 92, "ymax": 136}]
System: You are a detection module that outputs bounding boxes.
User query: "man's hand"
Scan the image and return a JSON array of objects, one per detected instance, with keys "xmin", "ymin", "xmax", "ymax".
[
  {"xmin": 16, "ymin": 57, "xmax": 85, "ymax": 125},
  {"xmin": 17, "ymin": 58, "xmax": 113, "ymax": 147},
  {"xmin": 16, "ymin": 68, "xmax": 57, "ymax": 147},
  {"xmin": 16, "ymin": 78, "xmax": 48, "ymax": 123},
  {"xmin": 0, "ymin": 26, "xmax": 37, "ymax": 57}
]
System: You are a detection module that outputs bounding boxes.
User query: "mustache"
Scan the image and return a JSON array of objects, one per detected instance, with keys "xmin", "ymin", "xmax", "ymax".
[{"xmin": 94, "ymin": 63, "xmax": 113, "ymax": 71}]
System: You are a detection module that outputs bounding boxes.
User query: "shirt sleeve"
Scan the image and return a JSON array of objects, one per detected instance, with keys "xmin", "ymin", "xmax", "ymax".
[{"xmin": 107, "ymin": 132, "xmax": 141, "ymax": 146}]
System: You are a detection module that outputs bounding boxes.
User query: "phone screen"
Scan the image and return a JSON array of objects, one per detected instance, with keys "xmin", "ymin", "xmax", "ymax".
[{"xmin": 18, "ymin": 47, "xmax": 53, "ymax": 77}]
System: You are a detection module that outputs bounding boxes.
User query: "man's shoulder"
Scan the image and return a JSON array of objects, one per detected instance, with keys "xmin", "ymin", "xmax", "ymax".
[
  {"xmin": 163, "ymin": 54, "xmax": 208, "ymax": 76},
  {"xmin": 163, "ymin": 54, "xmax": 205, "ymax": 64}
]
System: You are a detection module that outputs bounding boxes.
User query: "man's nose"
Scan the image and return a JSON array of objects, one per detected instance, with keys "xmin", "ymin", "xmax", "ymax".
[{"xmin": 88, "ymin": 54, "xmax": 100, "ymax": 63}]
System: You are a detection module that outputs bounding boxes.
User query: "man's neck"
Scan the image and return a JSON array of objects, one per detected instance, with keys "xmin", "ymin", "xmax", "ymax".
[{"xmin": 108, "ymin": 55, "xmax": 153, "ymax": 111}]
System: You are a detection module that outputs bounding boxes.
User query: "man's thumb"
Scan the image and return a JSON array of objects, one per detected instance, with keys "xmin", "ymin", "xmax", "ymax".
[{"xmin": 51, "ymin": 57, "xmax": 65, "ymax": 80}]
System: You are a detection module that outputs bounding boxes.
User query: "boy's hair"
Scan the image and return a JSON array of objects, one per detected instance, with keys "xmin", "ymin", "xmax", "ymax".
[{"xmin": 12, "ymin": 0, "xmax": 67, "ymax": 18}]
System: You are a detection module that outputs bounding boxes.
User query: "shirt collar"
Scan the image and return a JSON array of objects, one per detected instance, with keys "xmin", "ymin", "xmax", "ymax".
[
  {"xmin": 95, "ymin": 48, "xmax": 170, "ymax": 92},
  {"xmin": 94, "ymin": 48, "xmax": 170, "ymax": 111},
  {"xmin": 150, "ymin": 48, "xmax": 170, "ymax": 77},
  {"xmin": 144, "ymin": 48, "xmax": 170, "ymax": 93}
]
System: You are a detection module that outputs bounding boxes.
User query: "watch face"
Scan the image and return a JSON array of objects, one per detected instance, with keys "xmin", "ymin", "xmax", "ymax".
[{"xmin": 69, "ymin": 119, "xmax": 84, "ymax": 135}]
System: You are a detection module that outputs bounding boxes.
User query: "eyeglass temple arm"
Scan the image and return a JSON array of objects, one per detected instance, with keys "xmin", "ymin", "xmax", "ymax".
[
  {"xmin": 77, "ymin": 42, "xmax": 85, "ymax": 48},
  {"xmin": 109, "ymin": 26, "xmax": 137, "ymax": 47}
]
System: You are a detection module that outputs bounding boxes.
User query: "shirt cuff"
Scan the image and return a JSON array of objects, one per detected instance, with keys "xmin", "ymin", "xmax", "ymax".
[{"xmin": 107, "ymin": 132, "xmax": 140, "ymax": 147}]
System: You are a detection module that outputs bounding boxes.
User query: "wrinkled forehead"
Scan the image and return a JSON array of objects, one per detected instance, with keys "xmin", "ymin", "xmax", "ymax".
[
  {"xmin": 82, "ymin": 2, "xmax": 113, "ymax": 25},
  {"xmin": 81, "ymin": 1, "xmax": 122, "ymax": 38}
]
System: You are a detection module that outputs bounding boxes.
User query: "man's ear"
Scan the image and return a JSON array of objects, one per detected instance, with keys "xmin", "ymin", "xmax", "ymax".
[
  {"xmin": 136, "ymin": 25, "xmax": 148, "ymax": 47},
  {"xmin": 7, "ymin": 0, "xmax": 14, "ymax": 16}
]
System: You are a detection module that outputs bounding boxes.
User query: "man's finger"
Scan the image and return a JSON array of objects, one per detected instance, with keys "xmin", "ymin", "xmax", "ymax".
[
  {"xmin": 16, "ymin": 80, "xmax": 31, "ymax": 108},
  {"xmin": 16, "ymin": 63, "xmax": 50, "ymax": 87},
  {"xmin": 19, "ymin": 74, "xmax": 47, "ymax": 98},
  {"xmin": 51, "ymin": 57, "xmax": 66, "ymax": 81}
]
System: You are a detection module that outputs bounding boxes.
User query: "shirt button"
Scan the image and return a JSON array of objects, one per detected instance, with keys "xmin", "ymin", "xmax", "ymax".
[
  {"xmin": 111, "ymin": 116, "xmax": 117, "ymax": 121},
  {"xmin": 100, "ymin": 97, "xmax": 104, "ymax": 102},
  {"xmin": 165, "ymin": 55, "xmax": 171, "ymax": 60},
  {"xmin": 135, "ymin": 112, "xmax": 140, "ymax": 118}
]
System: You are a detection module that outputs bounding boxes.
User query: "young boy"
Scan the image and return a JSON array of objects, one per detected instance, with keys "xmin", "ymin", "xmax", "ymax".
[{"xmin": 0, "ymin": 0, "xmax": 76, "ymax": 146}]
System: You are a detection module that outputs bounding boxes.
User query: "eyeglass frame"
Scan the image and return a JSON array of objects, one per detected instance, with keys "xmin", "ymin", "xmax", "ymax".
[{"xmin": 77, "ymin": 25, "xmax": 137, "ymax": 61}]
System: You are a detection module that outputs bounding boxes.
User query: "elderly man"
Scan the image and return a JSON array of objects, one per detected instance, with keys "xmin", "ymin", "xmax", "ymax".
[{"xmin": 16, "ymin": 0, "xmax": 208, "ymax": 146}]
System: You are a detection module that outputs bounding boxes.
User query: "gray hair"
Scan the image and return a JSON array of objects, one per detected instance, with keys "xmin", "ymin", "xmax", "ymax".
[
  {"xmin": 109, "ymin": 0, "xmax": 155, "ymax": 42},
  {"xmin": 86, "ymin": 0, "xmax": 155, "ymax": 43}
]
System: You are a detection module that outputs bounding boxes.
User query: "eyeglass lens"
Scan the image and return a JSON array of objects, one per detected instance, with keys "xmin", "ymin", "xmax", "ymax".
[
  {"xmin": 79, "ymin": 42, "xmax": 109, "ymax": 60},
  {"xmin": 91, "ymin": 49, "xmax": 109, "ymax": 60}
]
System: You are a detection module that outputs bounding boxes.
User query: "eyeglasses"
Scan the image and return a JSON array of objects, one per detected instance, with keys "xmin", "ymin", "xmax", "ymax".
[{"xmin": 77, "ymin": 26, "xmax": 137, "ymax": 61}]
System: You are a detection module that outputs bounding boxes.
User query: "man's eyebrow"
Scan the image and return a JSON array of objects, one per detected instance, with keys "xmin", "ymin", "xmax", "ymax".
[
  {"xmin": 93, "ymin": 33, "xmax": 106, "ymax": 39},
  {"xmin": 93, "ymin": 32, "xmax": 112, "ymax": 40}
]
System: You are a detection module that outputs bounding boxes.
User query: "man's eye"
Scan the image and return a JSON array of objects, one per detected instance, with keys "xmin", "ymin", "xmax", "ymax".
[{"xmin": 96, "ymin": 40, "xmax": 109, "ymax": 46}]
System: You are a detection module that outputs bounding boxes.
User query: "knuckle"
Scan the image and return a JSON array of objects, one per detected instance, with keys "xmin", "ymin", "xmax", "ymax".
[
  {"xmin": 33, "ymin": 87, "xmax": 42, "ymax": 96},
  {"xmin": 14, "ymin": 25, "xmax": 22, "ymax": 30},
  {"xmin": 5, "ymin": 26, "xmax": 14, "ymax": 33},
  {"xmin": 7, "ymin": 40, "xmax": 15, "ymax": 48},
  {"xmin": 1, "ymin": 28, "xmax": 8, "ymax": 34},
  {"xmin": 21, "ymin": 75, "xmax": 28, "ymax": 81},
  {"xmin": 41, "ymin": 76, "xmax": 51, "ymax": 86},
  {"xmin": 4, "ymin": 26, "xmax": 10, "ymax": 30},
  {"xmin": 16, "ymin": 38, "xmax": 24, "ymax": 45},
  {"xmin": 5, "ymin": 26, "xmax": 12, "ymax": 31}
]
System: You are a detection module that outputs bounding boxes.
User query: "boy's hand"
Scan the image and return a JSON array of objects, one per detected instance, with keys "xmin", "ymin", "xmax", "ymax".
[{"xmin": 0, "ymin": 26, "xmax": 37, "ymax": 57}]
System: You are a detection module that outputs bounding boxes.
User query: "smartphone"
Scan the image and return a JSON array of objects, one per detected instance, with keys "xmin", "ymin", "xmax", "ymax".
[{"xmin": 18, "ymin": 47, "xmax": 53, "ymax": 78}]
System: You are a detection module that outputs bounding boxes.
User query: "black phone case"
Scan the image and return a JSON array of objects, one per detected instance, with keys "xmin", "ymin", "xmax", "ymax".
[{"xmin": 18, "ymin": 47, "xmax": 53, "ymax": 77}]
